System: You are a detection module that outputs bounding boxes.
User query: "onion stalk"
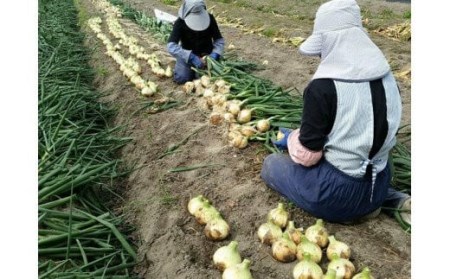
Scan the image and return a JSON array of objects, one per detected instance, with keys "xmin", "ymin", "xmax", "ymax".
[{"xmin": 352, "ymin": 267, "xmax": 375, "ymax": 279}]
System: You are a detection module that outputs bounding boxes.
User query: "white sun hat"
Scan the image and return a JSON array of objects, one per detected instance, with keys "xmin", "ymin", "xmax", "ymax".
[
  {"xmin": 178, "ymin": 0, "xmax": 210, "ymax": 31},
  {"xmin": 300, "ymin": 0, "xmax": 391, "ymax": 81}
]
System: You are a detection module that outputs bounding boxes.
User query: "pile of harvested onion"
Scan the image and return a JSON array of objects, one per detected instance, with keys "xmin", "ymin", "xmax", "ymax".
[
  {"xmin": 187, "ymin": 195, "xmax": 230, "ymax": 241},
  {"xmin": 183, "ymin": 75, "xmax": 273, "ymax": 149},
  {"xmin": 88, "ymin": 0, "xmax": 173, "ymax": 97},
  {"xmin": 255, "ymin": 209, "xmax": 374, "ymax": 279}
]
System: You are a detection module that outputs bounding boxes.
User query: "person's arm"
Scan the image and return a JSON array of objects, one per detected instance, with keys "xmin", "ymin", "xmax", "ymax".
[
  {"xmin": 167, "ymin": 19, "xmax": 192, "ymax": 63},
  {"xmin": 209, "ymin": 15, "xmax": 224, "ymax": 57},
  {"xmin": 287, "ymin": 79, "xmax": 337, "ymax": 166}
]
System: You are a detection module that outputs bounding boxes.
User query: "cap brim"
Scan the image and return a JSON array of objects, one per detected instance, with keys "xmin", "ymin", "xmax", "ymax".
[
  {"xmin": 299, "ymin": 33, "xmax": 322, "ymax": 56},
  {"xmin": 185, "ymin": 10, "xmax": 210, "ymax": 31}
]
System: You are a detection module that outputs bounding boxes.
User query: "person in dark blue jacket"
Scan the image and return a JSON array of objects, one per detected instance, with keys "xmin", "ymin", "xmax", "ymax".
[{"xmin": 167, "ymin": 0, "xmax": 225, "ymax": 84}]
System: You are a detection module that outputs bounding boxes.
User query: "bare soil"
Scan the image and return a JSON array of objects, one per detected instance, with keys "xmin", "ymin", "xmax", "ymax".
[{"xmin": 79, "ymin": 0, "xmax": 411, "ymax": 278}]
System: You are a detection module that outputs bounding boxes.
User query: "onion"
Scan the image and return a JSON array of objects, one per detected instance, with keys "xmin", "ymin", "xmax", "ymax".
[
  {"xmin": 327, "ymin": 253, "xmax": 355, "ymax": 279},
  {"xmin": 193, "ymin": 79, "xmax": 203, "ymax": 90},
  {"xmin": 276, "ymin": 130, "xmax": 285, "ymax": 140},
  {"xmin": 213, "ymin": 241, "xmax": 242, "ymax": 272},
  {"xmin": 141, "ymin": 86, "xmax": 155, "ymax": 97},
  {"xmin": 296, "ymin": 236, "xmax": 322, "ymax": 264},
  {"xmin": 209, "ymin": 112, "xmax": 223, "ymax": 126},
  {"xmin": 352, "ymin": 267, "xmax": 375, "ymax": 279},
  {"xmin": 215, "ymin": 79, "xmax": 227, "ymax": 88},
  {"xmin": 223, "ymin": 113, "xmax": 236, "ymax": 123},
  {"xmin": 285, "ymin": 220, "xmax": 303, "ymax": 245},
  {"xmin": 165, "ymin": 66, "xmax": 173, "ymax": 77},
  {"xmin": 187, "ymin": 195, "xmax": 209, "ymax": 216},
  {"xmin": 183, "ymin": 81, "xmax": 195, "ymax": 94},
  {"xmin": 229, "ymin": 133, "xmax": 248, "ymax": 149},
  {"xmin": 194, "ymin": 202, "xmax": 221, "ymax": 225},
  {"xmin": 237, "ymin": 109, "xmax": 253, "ymax": 124},
  {"xmin": 323, "ymin": 268, "xmax": 338, "ymax": 279},
  {"xmin": 267, "ymin": 203, "xmax": 289, "ymax": 229},
  {"xmin": 228, "ymin": 102, "xmax": 241, "ymax": 116},
  {"xmin": 256, "ymin": 119, "xmax": 271, "ymax": 132},
  {"xmin": 211, "ymin": 95, "xmax": 227, "ymax": 106},
  {"xmin": 305, "ymin": 219, "xmax": 329, "ymax": 248},
  {"xmin": 271, "ymin": 232, "xmax": 297, "ymax": 263},
  {"xmin": 200, "ymin": 75, "xmax": 211, "ymax": 88},
  {"xmin": 292, "ymin": 252, "xmax": 324, "ymax": 279},
  {"xmin": 257, "ymin": 221, "xmax": 282, "ymax": 245},
  {"xmin": 240, "ymin": 125, "xmax": 257, "ymax": 137},
  {"xmin": 222, "ymin": 259, "xmax": 253, "ymax": 279},
  {"xmin": 218, "ymin": 85, "xmax": 231, "ymax": 95},
  {"xmin": 204, "ymin": 218, "xmax": 230, "ymax": 241},
  {"xmin": 326, "ymin": 235, "xmax": 351, "ymax": 260}
]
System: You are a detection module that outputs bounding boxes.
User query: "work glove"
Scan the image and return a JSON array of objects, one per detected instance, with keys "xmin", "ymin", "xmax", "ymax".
[
  {"xmin": 271, "ymin": 127, "xmax": 292, "ymax": 150},
  {"xmin": 188, "ymin": 53, "xmax": 205, "ymax": 69},
  {"xmin": 209, "ymin": 52, "xmax": 220, "ymax": 60}
]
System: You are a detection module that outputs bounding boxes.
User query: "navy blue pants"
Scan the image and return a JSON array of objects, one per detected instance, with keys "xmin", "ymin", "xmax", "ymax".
[
  {"xmin": 173, "ymin": 57, "xmax": 196, "ymax": 84},
  {"xmin": 261, "ymin": 154, "xmax": 409, "ymax": 223}
]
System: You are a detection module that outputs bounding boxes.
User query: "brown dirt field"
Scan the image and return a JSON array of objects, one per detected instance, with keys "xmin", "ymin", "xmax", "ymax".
[{"xmin": 78, "ymin": 0, "xmax": 411, "ymax": 278}]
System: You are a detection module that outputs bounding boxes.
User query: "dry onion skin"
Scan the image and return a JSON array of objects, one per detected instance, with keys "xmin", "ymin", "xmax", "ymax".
[
  {"xmin": 213, "ymin": 241, "xmax": 242, "ymax": 272},
  {"xmin": 285, "ymin": 220, "xmax": 303, "ymax": 245},
  {"xmin": 204, "ymin": 218, "xmax": 230, "ymax": 241},
  {"xmin": 305, "ymin": 219, "xmax": 329, "ymax": 248},
  {"xmin": 352, "ymin": 267, "xmax": 375, "ymax": 279},
  {"xmin": 267, "ymin": 203, "xmax": 289, "ymax": 229},
  {"xmin": 327, "ymin": 253, "xmax": 355, "ymax": 279},
  {"xmin": 326, "ymin": 235, "xmax": 351, "ymax": 260},
  {"xmin": 296, "ymin": 236, "xmax": 322, "ymax": 264},
  {"xmin": 292, "ymin": 252, "xmax": 324, "ymax": 279},
  {"xmin": 222, "ymin": 259, "xmax": 253, "ymax": 279},
  {"xmin": 257, "ymin": 221, "xmax": 283, "ymax": 245},
  {"xmin": 271, "ymin": 232, "xmax": 297, "ymax": 263}
]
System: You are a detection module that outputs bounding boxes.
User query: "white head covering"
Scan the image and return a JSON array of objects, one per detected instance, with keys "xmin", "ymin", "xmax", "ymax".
[
  {"xmin": 300, "ymin": 0, "xmax": 390, "ymax": 81},
  {"xmin": 178, "ymin": 0, "xmax": 210, "ymax": 31}
]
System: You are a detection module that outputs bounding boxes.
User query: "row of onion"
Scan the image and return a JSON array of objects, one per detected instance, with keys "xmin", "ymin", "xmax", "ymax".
[
  {"xmin": 183, "ymin": 75, "xmax": 272, "ymax": 149},
  {"xmin": 187, "ymin": 195, "xmax": 230, "ymax": 241},
  {"xmin": 88, "ymin": 0, "xmax": 173, "ymax": 97},
  {"xmin": 257, "ymin": 203, "xmax": 375, "ymax": 279}
]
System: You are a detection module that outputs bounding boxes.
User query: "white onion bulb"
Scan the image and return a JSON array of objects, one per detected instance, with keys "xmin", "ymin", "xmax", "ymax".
[
  {"xmin": 213, "ymin": 241, "xmax": 242, "ymax": 272},
  {"xmin": 327, "ymin": 253, "xmax": 355, "ymax": 279},
  {"xmin": 271, "ymin": 232, "xmax": 297, "ymax": 263},
  {"xmin": 222, "ymin": 259, "xmax": 253, "ymax": 279},
  {"xmin": 326, "ymin": 235, "xmax": 351, "ymax": 260},
  {"xmin": 257, "ymin": 221, "xmax": 282, "ymax": 245},
  {"xmin": 267, "ymin": 203, "xmax": 289, "ymax": 229},
  {"xmin": 237, "ymin": 109, "xmax": 252, "ymax": 124},
  {"xmin": 352, "ymin": 267, "xmax": 375, "ymax": 279},
  {"xmin": 256, "ymin": 119, "xmax": 270, "ymax": 132},
  {"xmin": 296, "ymin": 236, "xmax": 322, "ymax": 263},
  {"xmin": 292, "ymin": 252, "xmax": 323, "ymax": 279},
  {"xmin": 285, "ymin": 220, "xmax": 303, "ymax": 245},
  {"xmin": 204, "ymin": 218, "xmax": 230, "ymax": 241},
  {"xmin": 305, "ymin": 219, "xmax": 329, "ymax": 248},
  {"xmin": 187, "ymin": 195, "xmax": 209, "ymax": 216}
]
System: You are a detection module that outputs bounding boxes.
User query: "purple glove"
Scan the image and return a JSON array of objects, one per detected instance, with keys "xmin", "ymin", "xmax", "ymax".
[
  {"xmin": 188, "ymin": 53, "xmax": 205, "ymax": 69},
  {"xmin": 271, "ymin": 128, "xmax": 292, "ymax": 150},
  {"xmin": 210, "ymin": 52, "xmax": 220, "ymax": 60}
]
